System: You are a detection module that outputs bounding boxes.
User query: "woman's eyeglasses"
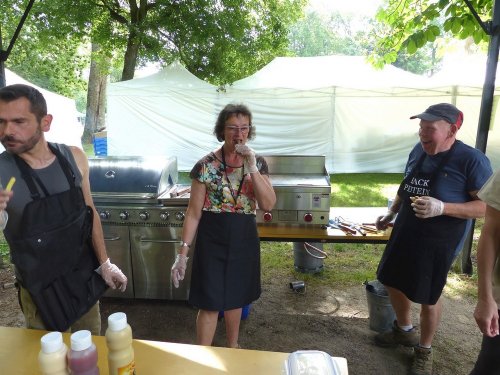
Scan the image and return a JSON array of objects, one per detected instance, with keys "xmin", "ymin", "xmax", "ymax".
[{"xmin": 226, "ymin": 126, "xmax": 250, "ymax": 134}]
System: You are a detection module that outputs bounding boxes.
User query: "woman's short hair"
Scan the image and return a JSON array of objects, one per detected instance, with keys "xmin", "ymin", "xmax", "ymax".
[{"xmin": 213, "ymin": 103, "xmax": 256, "ymax": 142}]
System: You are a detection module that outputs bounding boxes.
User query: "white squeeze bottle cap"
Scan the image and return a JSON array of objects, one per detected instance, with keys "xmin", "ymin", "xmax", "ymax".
[
  {"xmin": 71, "ymin": 330, "xmax": 92, "ymax": 351},
  {"xmin": 41, "ymin": 332, "xmax": 64, "ymax": 354},
  {"xmin": 108, "ymin": 312, "xmax": 127, "ymax": 331}
]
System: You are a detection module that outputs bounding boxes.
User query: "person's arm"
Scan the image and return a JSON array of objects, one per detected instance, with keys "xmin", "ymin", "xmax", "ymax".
[
  {"xmin": 249, "ymin": 172, "xmax": 276, "ymax": 212},
  {"xmin": 474, "ymin": 204, "xmax": 500, "ymax": 337},
  {"xmin": 178, "ymin": 179, "xmax": 205, "ymax": 257},
  {"xmin": 171, "ymin": 178, "xmax": 205, "ymax": 288},
  {"xmin": 70, "ymin": 146, "xmax": 107, "ymax": 263},
  {"xmin": 70, "ymin": 146, "xmax": 127, "ymax": 291},
  {"xmin": 412, "ymin": 191, "xmax": 487, "ymax": 219},
  {"xmin": 441, "ymin": 192, "xmax": 487, "ymax": 219}
]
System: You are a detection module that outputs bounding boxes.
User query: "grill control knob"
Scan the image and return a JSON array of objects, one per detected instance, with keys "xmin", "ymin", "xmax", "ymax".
[
  {"xmin": 139, "ymin": 212, "xmax": 149, "ymax": 221},
  {"xmin": 160, "ymin": 212, "xmax": 170, "ymax": 221},
  {"xmin": 304, "ymin": 213, "xmax": 313, "ymax": 223},
  {"xmin": 99, "ymin": 211, "xmax": 110, "ymax": 220},
  {"xmin": 263, "ymin": 212, "xmax": 273, "ymax": 222},
  {"xmin": 119, "ymin": 211, "xmax": 129, "ymax": 220},
  {"xmin": 175, "ymin": 211, "xmax": 185, "ymax": 221}
]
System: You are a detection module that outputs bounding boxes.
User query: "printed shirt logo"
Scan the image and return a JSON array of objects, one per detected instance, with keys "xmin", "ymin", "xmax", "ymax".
[{"xmin": 403, "ymin": 177, "xmax": 431, "ymax": 196}]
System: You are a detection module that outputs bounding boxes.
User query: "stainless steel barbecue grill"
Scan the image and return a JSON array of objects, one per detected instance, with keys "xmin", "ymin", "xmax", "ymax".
[
  {"xmin": 89, "ymin": 156, "xmax": 192, "ymax": 300},
  {"xmin": 256, "ymin": 155, "xmax": 331, "ymax": 225}
]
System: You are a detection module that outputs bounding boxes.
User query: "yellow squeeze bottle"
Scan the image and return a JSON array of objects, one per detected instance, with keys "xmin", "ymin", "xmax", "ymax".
[{"xmin": 106, "ymin": 312, "xmax": 136, "ymax": 375}]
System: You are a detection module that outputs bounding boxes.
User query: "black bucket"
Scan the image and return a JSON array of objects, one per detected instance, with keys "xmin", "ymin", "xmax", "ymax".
[
  {"xmin": 364, "ymin": 280, "xmax": 396, "ymax": 332},
  {"xmin": 293, "ymin": 242, "xmax": 326, "ymax": 273}
]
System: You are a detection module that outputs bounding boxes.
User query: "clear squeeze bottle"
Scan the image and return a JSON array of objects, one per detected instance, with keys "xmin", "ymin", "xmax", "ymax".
[
  {"xmin": 106, "ymin": 312, "xmax": 136, "ymax": 375},
  {"xmin": 38, "ymin": 331, "xmax": 69, "ymax": 375},
  {"xmin": 67, "ymin": 330, "xmax": 99, "ymax": 375}
]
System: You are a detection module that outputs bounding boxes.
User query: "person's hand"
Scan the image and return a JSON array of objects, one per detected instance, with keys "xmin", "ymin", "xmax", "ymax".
[
  {"xmin": 171, "ymin": 254, "xmax": 189, "ymax": 288},
  {"xmin": 97, "ymin": 258, "xmax": 127, "ymax": 292},
  {"xmin": 411, "ymin": 196, "xmax": 444, "ymax": 219},
  {"xmin": 474, "ymin": 296, "xmax": 500, "ymax": 337},
  {"xmin": 375, "ymin": 211, "xmax": 396, "ymax": 230},
  {"xmin": 235, "ymin": 144, "xmax": 258, "ymax": 173}
]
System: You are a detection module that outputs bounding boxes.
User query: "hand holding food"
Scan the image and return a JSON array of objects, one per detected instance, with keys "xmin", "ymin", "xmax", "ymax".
[
  {"xmin": 375, "ymin": 210, "xmax": 397, "ymax": 230},
  {"xmin": 235, "ymin": 143, "xmax": 258, "ymax": 173},
  {"xmin": 411, "ymin": 196, "xmax": 444, "ymax": 218}
]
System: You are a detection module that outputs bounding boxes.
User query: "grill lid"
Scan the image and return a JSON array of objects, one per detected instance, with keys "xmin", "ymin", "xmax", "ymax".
[{"xmin": 89, "ymin": 156, "xmax": 178, "ymax": 201}]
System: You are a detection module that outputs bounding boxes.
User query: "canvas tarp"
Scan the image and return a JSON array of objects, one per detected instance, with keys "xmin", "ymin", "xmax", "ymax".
[
  {"xmin": 1, "ymin": 68, "xmax": 83, "ymax": 150},
  {"xmin": 106, "ymin": 56, "xmax": 500, "ymax": 172}
]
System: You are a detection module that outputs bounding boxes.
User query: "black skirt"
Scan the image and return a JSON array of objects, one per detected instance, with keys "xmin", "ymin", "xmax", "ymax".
[{"xmin": 188, "ymin": 211, "xmax": 261, "ymax": 311}]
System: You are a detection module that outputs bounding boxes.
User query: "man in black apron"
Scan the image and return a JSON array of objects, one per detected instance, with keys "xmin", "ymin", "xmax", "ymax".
[
  {"xmin": 374, "ymin": 103, "xmax": 492, "ymax": 375},
  {"xmin": 0, "ymin": 84, "xmax": 127, "ymax": 334}
]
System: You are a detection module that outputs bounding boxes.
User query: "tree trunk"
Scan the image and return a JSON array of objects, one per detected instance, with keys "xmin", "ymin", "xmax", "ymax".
[
  {"xmin": 121, "ymin": 30, "xmax": 140, "ymax": 81},
  {"xmin": 83, "ymin": 43, "xmax": 108, "ymax": 144}
]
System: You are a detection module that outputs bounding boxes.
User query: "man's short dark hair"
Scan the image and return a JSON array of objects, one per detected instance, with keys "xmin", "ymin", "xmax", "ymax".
[
  {"xmin": 0, "ymin": 84, "xmax": 47, "ymax": 122},
  {"xmin": 213, "ymin": 103, "xmax": 256, "ymax": 142}
]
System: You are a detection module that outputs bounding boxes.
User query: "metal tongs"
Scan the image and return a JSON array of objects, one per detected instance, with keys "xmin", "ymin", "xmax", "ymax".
[{"xmin": 329, "ymin": 216, "xmax": 381, "ymax": 236}]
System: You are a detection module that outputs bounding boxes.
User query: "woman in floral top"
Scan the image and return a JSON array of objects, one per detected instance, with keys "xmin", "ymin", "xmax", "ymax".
[{"xmin": 171, "ymin": 103, "xmax": 276, "ymax": 348}]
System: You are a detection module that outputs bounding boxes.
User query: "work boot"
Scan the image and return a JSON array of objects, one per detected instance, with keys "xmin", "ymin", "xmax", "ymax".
[
  {"xmin": 410, "ymin": 346, "xmax": 433, "ymax": 375},
  {"xmin": 374, "ymin": 320, "xmax": 419, "ymax": 348}
]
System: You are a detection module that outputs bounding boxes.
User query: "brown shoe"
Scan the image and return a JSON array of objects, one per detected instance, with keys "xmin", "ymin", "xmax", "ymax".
[
  {"xmin": 410, "ymin": 346, "xmax": 433, "ymax": 375},
  {"xmin": 374, "ymin": 320, "xmax": 419, "ymax": 348}
]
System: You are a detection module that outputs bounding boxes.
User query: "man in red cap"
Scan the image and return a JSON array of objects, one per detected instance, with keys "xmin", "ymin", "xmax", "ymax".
[{"xmin": 374, "ymin": 103, "xmax": 492, "ymax": 375}]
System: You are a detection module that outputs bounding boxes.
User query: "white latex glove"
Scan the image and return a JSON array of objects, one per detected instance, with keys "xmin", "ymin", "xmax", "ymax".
[
  {"xmin": 411, "ymin": 196, "xmax": 444, "ymax": 219},
  {"xmin": 171, "ymin": 254, "xmax": 189, "ymax": 288},
  {"xmin": 235, "ymin": 144, "xmax": 258, "ymax": 173},
  {"xmin": 0, "ymin": 210, "xmax": 7, "ymax": 230},
  {"xmin": 96, "ymin": 258, "xmax": 127, "ymax": 292},
  {"xmin": 375, "ymin": 210, "xmax": 396, "ymax": 230}
]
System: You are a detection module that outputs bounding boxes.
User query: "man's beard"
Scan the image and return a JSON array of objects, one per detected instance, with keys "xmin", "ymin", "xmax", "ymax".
[{"xmin": 1, "ymin": 126, "xmax": 43, "ymax": 154}]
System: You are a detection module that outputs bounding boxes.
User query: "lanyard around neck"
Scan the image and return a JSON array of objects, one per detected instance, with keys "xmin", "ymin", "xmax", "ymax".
[{"xmin": 221, "ymin": 146, "xmax": 245, "ymax": 204}]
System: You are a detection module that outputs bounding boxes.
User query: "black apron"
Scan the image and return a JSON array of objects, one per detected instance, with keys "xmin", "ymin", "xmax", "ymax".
[
  {"xmin": 377, "ymin": 142, "xmax": 466, "ymax": 305},
  {"xmin": 7, "ymin": 144, "xmax": 108, "ymax": 331},
  {"xmin": 189, "ymin": 211, "xmax": 261, "ymax": 311}
]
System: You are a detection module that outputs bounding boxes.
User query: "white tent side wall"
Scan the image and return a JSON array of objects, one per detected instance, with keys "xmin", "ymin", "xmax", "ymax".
[
  {"xmin": 106, "ymin": 57, "xmax": 500, "ymax": 173},
  {"xmin": 4, "ymin": 69, "xmax": 83, "ymax": 149},
  {"xmin": 106, "ymin": 62, "xmax": 221, "ymax": 171}
]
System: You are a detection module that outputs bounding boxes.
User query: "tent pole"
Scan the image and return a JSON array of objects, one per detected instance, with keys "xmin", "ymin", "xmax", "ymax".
[
  {"xmin": 0, "ymin": 24, "xmax": 5, "ymax": 88},
  {"xmin": 459, "ymin": 0, "xmax": 500, "ymax": 275},
  {"xmin": 0, "ymin": 0, "xmax": 37, "ymax": 88}
]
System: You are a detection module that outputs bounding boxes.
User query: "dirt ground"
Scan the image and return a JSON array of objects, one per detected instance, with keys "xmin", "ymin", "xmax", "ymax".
[{"xmin": 0, "ymin": 263, "xmax": 483, "ymax": 375}]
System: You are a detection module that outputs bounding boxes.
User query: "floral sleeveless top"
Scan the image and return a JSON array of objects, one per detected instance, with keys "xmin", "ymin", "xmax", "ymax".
[{"xmin": 189, "ymin": 151, "xmax": 269, "ymax": 214}]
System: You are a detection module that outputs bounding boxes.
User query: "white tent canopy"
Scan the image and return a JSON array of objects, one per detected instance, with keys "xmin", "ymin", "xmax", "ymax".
[
  {"xmin": 106, "ymin": 56, "xmax": 500, "ymax": 173},
  {"xmin": 2, "ymin": 69, "xmax": 83, "ymax": 150}
]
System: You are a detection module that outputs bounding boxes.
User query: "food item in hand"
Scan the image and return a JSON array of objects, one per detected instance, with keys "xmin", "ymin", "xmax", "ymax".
[
  {"xmin": 5, "ymin": 177, "xmax": 16, "ymax": 192},
  {"xmin": 410, "ymin": 196, "xmax": 420, "ymax": 203}
]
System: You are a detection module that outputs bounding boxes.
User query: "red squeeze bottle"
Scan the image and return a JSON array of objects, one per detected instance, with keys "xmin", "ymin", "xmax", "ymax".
[{"xmin": 67, "ymin": 330, "xmax": 99, "ymax": 375}]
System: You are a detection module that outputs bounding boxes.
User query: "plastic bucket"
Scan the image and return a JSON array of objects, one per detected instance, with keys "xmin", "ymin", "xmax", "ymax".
[
  {"xmin": 218, "ymin": 304, "xmax": 251, "ymax": 320},
  {"xmin": 293, "ymin": 242, "xmax": 326, "ymax": 274},
  {"xmin": 365, "ymin": 280, "xmax": 396, "ymax": 332}
]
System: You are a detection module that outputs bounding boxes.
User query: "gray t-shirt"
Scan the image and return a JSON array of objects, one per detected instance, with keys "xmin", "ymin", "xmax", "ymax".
[
  {"xmin": 477, "ymin": 169, "xmax": 500, "ymax": 308},
  {"xmin": 0, "ymin": 143, "xmax": 83, "ymax": 238}
]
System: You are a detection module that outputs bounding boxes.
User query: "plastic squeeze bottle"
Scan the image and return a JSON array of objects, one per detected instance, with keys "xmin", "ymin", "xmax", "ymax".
[
  {"xmin": 38, "ymin": 331, "xmax": 69, "ymax": 375},
  {"xmin": 106, "ymin": 312, "xmax": 136, "ymax": 375},
  {"xmin": 67, "ymin": 330, "xmax": 99, "ymax": 375}
]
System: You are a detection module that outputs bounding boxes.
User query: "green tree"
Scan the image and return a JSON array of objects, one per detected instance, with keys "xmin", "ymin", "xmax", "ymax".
[
  {"xmin": 288, "ymin": 11, "xmax": 369, "ymax": 56},
  {"xmin": 370, "ymin": 0, "xmax": 490, "ymax": 67}
]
